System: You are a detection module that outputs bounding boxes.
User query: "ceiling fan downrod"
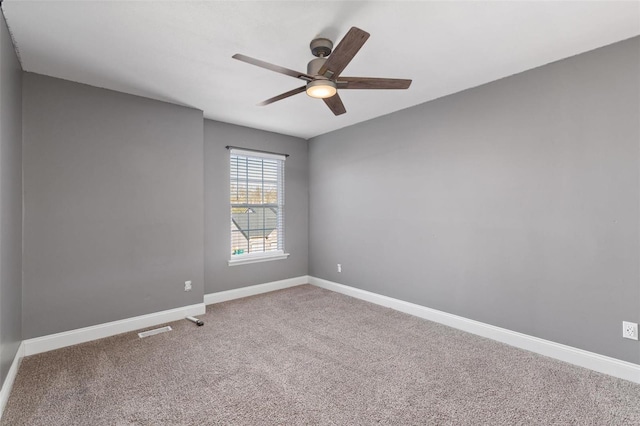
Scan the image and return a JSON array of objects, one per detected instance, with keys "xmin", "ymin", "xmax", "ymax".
[{"xmin": 308, "ymin": 38, "xmax": 333, "ymax": 80}]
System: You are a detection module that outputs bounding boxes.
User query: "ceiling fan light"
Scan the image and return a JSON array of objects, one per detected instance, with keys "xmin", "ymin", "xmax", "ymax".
[{"xmin": 306, "ymin": 80, "xmax": 337, "ymax": 99}]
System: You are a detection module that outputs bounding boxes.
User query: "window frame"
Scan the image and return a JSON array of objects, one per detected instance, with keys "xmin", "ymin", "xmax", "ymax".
[{"xmin": 227, "ymin": 148, "xmax": 289, "ymax": 266}]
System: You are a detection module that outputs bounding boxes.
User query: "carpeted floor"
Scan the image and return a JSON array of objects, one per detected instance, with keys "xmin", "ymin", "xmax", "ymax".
[{"xmin": 3, "ymin": 284, "xmax": 640, "ymax": 425}]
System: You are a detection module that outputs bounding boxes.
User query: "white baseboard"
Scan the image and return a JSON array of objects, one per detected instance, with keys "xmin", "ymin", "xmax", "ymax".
[
  {"xmin": 308, "ymin": 276, "xmax": 640, "ymax": 384},
  {"xmin": 204, "ymin": 275, "xmax": 309, "ymax": 305},
  {"xmin": 22, "ymin": 275, "xmax": 310, "ymax": 357},
  {"xmin": 23, "ymin": 303, "xmax": 205, "ymax": 356},
  {"xmin": 0, "ymin": 341, "xmax": 24, "ymax": 419}
]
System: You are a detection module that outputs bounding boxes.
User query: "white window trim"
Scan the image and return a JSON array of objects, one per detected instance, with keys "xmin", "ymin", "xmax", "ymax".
[
  {"xmin": 227, "ymin": 250, "xmax": 290, "ymax": 266},
  {"xmin": 227, "ymin": 147, "xmax": 289, "ymax": 266}
]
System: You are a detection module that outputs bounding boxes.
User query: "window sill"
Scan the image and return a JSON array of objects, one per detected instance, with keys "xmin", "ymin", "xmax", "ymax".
[{"xmin": 228, "ymin": 252, "xmax": 290, "ymax": 266}]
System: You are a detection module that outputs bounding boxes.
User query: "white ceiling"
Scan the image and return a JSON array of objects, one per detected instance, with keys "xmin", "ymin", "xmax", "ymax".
[{"xmin": 3, "ymin": 1, "xmax": 639, "ymax": 139}]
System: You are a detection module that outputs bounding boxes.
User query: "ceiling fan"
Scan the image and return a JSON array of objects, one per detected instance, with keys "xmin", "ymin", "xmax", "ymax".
[{"xmin": 232, "ymin": 27, "xmax": 412, "ymax": 116}]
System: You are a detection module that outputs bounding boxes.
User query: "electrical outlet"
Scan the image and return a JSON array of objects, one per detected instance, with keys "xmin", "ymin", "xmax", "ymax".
[
  {"xmin": 622, "ymin": 321, "xmax": 638, "ymax": 340},
  {"xmin": 184, "ymin": 281, "xmax": 192, "ymax": 292},
  {"xmin": 337, "ymin": 264, "xmax": 342, "ymax": 273}
]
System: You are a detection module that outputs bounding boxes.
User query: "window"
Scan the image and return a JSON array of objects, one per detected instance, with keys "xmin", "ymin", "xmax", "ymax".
[{"xmin": 228, "ymin": 148, "xmax": 288, "ymax": 266}]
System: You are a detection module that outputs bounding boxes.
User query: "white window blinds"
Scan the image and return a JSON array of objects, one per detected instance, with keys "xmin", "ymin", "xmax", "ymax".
[{"xmin": 230, "ymin": 148, "xmax": 285, "ymax": 259}]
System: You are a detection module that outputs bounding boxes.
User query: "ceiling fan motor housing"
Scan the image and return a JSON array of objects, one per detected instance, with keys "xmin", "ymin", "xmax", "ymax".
[
  {"xmin": 307, "ymin": 57, "xmax": 328, "ymax": 77},
  {"xmin": 310, "ymin": 38, "xmax": 333, "ymax": 57}
]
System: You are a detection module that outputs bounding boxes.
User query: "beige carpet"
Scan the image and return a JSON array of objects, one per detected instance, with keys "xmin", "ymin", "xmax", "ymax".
[{"xmin": 3, "ymin": 284, "xmax": 640, "ymax": 425}]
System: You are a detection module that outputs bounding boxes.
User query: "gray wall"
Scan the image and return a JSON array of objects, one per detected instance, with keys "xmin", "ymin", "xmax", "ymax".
[
  {"xmin": 204, "ymin": 120, "xmax": 308, "ymax": 293},
  {"xmin": 309, "ymin": 37, "xmax": 640, "ymax": 363},
  {"xmin": 22, "ymin": 73, "xmax": 204, "ymax": 339},
  {"xmin": 0, "ymin": 11, "xmax": 23, "ymax": 384}
]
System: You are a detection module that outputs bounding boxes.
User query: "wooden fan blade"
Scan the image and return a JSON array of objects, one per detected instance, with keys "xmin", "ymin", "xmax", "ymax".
[
  {"xmin": 337, "ymin": 77, "xmax": 412, "ymax": 90},
  {"xmin": 258, "ymin": 86, "xmax": 306, "ymax": 106},
  {"xmin": 318, "ymin": 27, "xmax": 370, "ymax": 79},
  {"xmin": 233, "ymin": 54, "xmax": 313, "ymax": 81},
  {"xmin": 323, "ymin": 93, "xmax": 347, "ymax": 116}
]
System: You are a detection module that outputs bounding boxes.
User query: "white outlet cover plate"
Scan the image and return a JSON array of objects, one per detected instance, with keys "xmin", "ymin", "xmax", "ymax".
[{"xmin": 622, "ymin": 321, "xmax": 638, "ymax": 340}]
